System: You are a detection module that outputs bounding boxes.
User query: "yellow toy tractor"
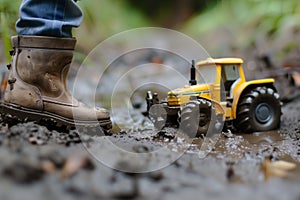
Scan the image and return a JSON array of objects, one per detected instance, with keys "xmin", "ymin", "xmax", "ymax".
[{"xmin": 146, "ymin": 58, "xmax": 281, "ymax": 137}]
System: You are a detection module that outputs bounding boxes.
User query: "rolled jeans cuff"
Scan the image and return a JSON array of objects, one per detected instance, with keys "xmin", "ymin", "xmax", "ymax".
[{"xmin": 16, "ymin": 0, "xmax": 83, "ymax": 37}]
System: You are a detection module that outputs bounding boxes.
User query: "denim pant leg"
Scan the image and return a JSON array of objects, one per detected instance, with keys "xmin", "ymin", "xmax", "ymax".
[{"xmin": 16, "ymin": 0, "xmax": 83, "ymax": 37}]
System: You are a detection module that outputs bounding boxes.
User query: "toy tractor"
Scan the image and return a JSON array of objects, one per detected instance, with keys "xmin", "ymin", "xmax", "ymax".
[{"xmin": 146, "ymin": 58, "xmax": 281, "ymax": 137}]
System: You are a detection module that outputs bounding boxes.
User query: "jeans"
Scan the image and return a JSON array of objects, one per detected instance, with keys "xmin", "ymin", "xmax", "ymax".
[{"xmin": 16, "ymin": 0, "xmax": 82, "ymax": 37}]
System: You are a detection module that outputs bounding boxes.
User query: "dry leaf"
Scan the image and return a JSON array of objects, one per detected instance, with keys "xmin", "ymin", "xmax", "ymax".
[
  {"xmin": 60, "ymin": 153, "xmax": 94, "ymax": 179},
  {"xmin": 261, "ymin": 158, "xmax": 297, "ymax": 180},
  {"xmin": 40, "ymin": 160, "xmax": 56, "ymax": 173},
  {"xmin": 292, "ymin": 72, "xmax": 300, "ymax": 87},
  {"xmin": 271, "ymin": 160, "xmax": 297, "ymax": 171}
]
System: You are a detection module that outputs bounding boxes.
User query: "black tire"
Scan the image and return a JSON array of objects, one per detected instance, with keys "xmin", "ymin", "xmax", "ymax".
[
  {"xmin": 179, "ymin": 99, "xmax": 218, "ymax": 137},
  {"xmin": 235, "ymin": 86, "xmax": 281, "ymax": 132},
  {"xmin": 179, "ymin": 100, "xmax": 199, "ymax": 137},
  {"xmin": 148, "ymin": 104, "xmax": 167, "ymax": 130}
]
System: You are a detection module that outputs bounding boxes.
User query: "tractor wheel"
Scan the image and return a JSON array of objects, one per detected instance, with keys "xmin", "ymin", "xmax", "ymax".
[
  {"xmin": 179, "ymin": 99, "xmax": 218, "ymax": 137},
  {"xmin": 179, "ymin": 100, "xmax": 199, "ymax": 137},
  {"xmin": 148, "ymin": 104, "xmax": 167, "ymax": 130},
  {"xmin": 235, "ymin": 86, "xmax": 281, "ymax": 132}
]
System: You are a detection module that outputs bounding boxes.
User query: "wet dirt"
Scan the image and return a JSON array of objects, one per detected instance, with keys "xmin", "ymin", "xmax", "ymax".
[{"xmin": 0, "ymin": 97, "xmax": 300, "ymax": 199}]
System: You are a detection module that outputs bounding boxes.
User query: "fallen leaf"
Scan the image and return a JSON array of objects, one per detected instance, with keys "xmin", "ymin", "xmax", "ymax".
[
  {"xmin": 261, "ymin": 157, "xmax": 297, "ymax": 180},
  {"xmin": 60, "ymin": 153, "xmax": 94, "ymax": 179},
  {"xmin": 40, "ymin": 160, "xmax": 56, "ymax": 173},
  {"xmin": 271, "ymin": 160, "xmax": 297, "ymax": 171}
]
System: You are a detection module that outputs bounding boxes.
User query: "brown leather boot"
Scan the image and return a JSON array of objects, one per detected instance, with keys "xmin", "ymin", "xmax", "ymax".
[{"xmin": 0, "ymin": 35, "xmax": 112, "ymax": 131}]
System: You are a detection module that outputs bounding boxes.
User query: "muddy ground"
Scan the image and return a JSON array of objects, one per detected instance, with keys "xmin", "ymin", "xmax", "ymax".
[{"xmin": 0, "ymin": 94, "xmax": 299, "ymax": 200}]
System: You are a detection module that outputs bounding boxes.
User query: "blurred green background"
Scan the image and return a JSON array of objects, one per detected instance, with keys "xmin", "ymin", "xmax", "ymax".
[{"xmin": 0, "ymin": 0, "xmax": 300, "ymax": 63}]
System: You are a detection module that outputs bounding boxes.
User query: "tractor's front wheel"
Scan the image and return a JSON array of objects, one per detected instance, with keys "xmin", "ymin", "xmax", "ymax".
[
  {"xmin": 235, "ymin": 86, "xmax": 281, "ymax": 132},
  {"xmin": 179, "ymin": 99, "xmax": 219, "ymax": 137}
]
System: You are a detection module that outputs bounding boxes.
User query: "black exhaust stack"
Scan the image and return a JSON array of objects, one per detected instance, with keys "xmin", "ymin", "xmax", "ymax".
[{"xmin": 189, "ymin": 60, "xmax": 197, "ymax": 85}]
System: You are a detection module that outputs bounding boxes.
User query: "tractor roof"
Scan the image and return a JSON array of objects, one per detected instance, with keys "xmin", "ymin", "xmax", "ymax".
[{"xmin": 196, "ymin": 57, "xmax": 243, "ymax": 66}]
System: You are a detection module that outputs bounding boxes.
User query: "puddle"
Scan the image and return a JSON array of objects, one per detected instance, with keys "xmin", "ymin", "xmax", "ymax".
[
  {"xmin": 238, "ymin": 130, "xmax": 283, "ymax": 145},
  {"xmin": 111, "ymin": 107, "xmax": 297, "ymax": 159}
]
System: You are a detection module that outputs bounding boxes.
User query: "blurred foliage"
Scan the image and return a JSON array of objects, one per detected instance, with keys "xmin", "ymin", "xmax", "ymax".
[
  {"xmin": 0, "ymin": 0, "xmax": 21, "ymax": 62},
  {"xmin": 185, "ymin": 0, "xmax": 300, "ymax": 36},
  {"xmin": 0, "ymin": 0, "xmax": 299, "ymax": 60},
  {"xmin": 1, "ymin": 13, "xmax": 11, "ymax": 62},
  {"xmin": 76, "ymin": 0, "xmax": 150, "ymax": 52},
  {"xmin": 184, "ymin": 0, "xmax": 300, "ymax": 57},
  {"xmin": 126, "ymin": 0, "xmax": 220, "ymax": 28},
  {"xmin": 0, "ymin": 0, "xmax": 21, "ymax": 30}
]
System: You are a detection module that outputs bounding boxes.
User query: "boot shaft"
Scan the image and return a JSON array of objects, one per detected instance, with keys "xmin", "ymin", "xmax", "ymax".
[
  {"xmin": 10, "ymin": 36, "xmax": 76, "ymax": 102},
  {"xmin": 2, "ymin": 36, "xmax": 111, "ymax": 128}
]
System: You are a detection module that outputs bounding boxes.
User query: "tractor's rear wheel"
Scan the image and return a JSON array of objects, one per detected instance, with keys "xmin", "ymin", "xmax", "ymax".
[
  {"xmin": 179, "ymin": 99, "xmax": 218, "ymax": 137},
  {"xmin": 235, "ymin": 86, "xmax": 281, "ymax": 132}
]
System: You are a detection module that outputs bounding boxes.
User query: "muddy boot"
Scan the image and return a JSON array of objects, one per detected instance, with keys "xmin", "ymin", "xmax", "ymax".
[{"xmin": 0, "ymin": 35, "xmax": 112, "ymax": 132}]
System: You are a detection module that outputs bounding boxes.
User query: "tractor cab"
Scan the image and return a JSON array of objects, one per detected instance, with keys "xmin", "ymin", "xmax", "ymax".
[{"xmin": 196, "ymin": 58, "xmax": 245, "ymax": 102}]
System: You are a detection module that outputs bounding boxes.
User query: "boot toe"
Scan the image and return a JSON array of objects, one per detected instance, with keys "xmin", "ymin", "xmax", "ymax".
[{"xmin": 95, "ymin": 107, "xmax": 110, "ymax": 119}]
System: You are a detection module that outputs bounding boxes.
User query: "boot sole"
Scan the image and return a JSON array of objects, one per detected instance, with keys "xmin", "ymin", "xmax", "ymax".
[{"xmin": 0, "ymin": 102, "xmax": 112, "ymax": 132}]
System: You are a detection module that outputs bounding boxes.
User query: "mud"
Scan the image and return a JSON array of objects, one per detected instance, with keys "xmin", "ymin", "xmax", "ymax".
[{"xmin": 0, "ymin": 96, "xmax": 299, "ymax": 199}]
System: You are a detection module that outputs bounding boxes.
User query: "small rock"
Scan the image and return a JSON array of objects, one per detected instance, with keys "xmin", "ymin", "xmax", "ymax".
[{"xmin": 28, "ymin": 136, "xmax": 46, "ymax": 145}]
